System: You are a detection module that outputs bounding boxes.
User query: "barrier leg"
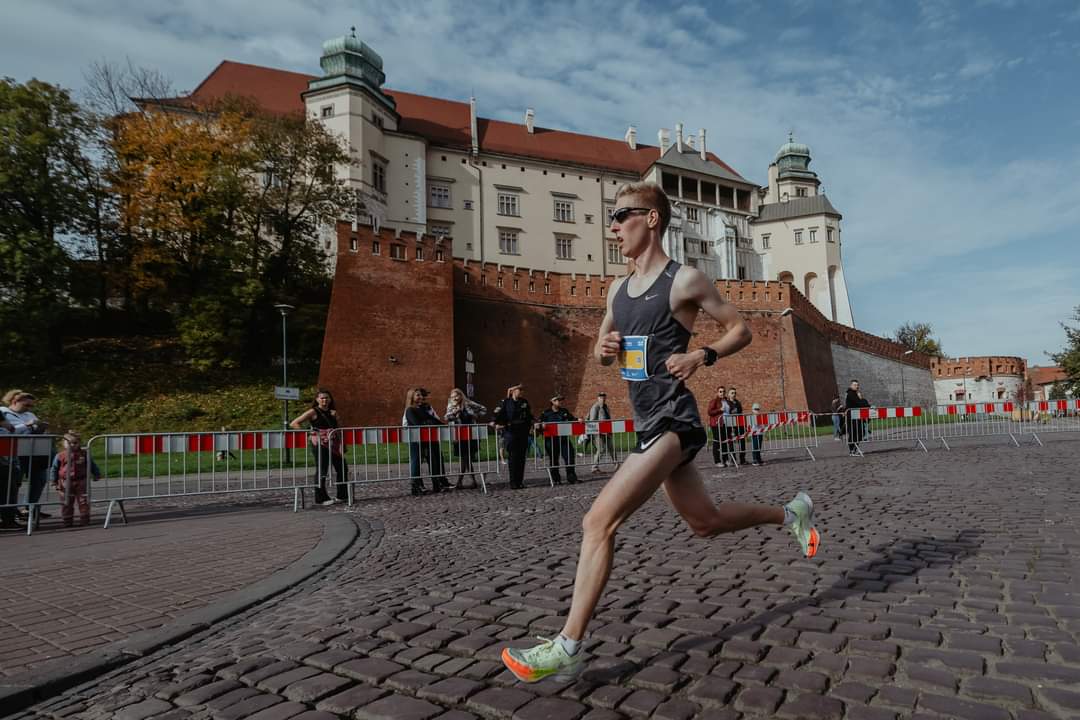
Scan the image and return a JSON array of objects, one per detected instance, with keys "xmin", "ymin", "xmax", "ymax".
[
  {"xmin": 478, "ymin": 472, "xmax": 488, "ymax": 495},
  {"xmin": 916, "ymin": 439, "xmax": 928, "ymax": 453},
  {"xmin": 103, "ymin": 500, "xmax": 127, "ymax": 529},
  {"xmin": 347, "ymin": 482, "xmax": 354, "ymax": 507},
  {"xmin": 1030, "ymin": 432, "xmax": 1044, "ymax": 447},
  {"xmin": 25, "ymin": 504, "xmax": 36, "ymax": 536},
  {"xmin": 851, "ymin": 443, "xmax": 865, "ymax": 458},
  {"xmin": 1008, "ymin": 433, "xmax": 1020, "ymax": 448},
  {"xmin": 805, "ymin": 447, "xmax": 816, "ymax": 462},
  {"xmin": 940, "ymin": 437, "xmax": 951, "ymax": 451}
]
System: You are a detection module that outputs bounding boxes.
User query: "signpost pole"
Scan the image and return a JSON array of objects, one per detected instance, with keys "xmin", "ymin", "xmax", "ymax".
[{"xmin": 274, "ymin": 304, "xmax": 296, "ymax": 461}]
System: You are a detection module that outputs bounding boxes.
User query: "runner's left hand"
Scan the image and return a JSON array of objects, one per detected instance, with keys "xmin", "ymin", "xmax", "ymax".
[{"xmin": 665, "ymin": 351, "xmax": 702, "ymax": 381}]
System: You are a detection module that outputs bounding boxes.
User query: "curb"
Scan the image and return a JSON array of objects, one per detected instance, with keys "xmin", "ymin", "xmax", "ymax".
[{"xmin": 0, "ymin": 511, "xmax": 359, "ymax": 716}]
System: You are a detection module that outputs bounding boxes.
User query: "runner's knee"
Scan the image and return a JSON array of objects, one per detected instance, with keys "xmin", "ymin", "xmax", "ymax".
[{"xmin": 582, "ymin": 507, "xmax": 620, "ymax": 540}]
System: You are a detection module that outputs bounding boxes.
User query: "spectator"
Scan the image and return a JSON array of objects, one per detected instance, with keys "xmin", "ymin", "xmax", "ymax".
[
  {"xmin": 446, "ymin": 388, "xmax": 487, "ymax": 489},
  {"xmin": 1, "ymin": 391, "xmax": 52, "ymax": 522},
  {"xmin": 290, "ymin": 389, "xmax": 349, "ymax": 506},
  {"xmin": 707, "ymin": 386, "xmax": 727, "ymax": 466},
  {"xmin": 49, "ymin": 431, "xmax": 101, "ymax": 527},
  {"xmin": 0, "ymin": 417, "xmax": 17, "ymax": 530},
  {"xmin": 722, "ymin": 387, "xmax": 748, "ymax": 466},
  {"xmin": 845, "ymin": 380, "xmax": 871, "ymax": 456},
  {"xmin": 403, "ymin": 388, "xmax": 428, "ymax": 495},
  {"xmin": 830, "ymin": 395, "xmax": 845, "ymax": 440},
  {"xmin": 494, "ymin": 384, "xmax": 534, "ymax": 489},
  {"xmin": 750, "ymin": 403, "xmax": 765, "ymax": 466},
  {"xmin": 405, "ymin": 387, "xmax": 450, "ymax": 493},
  {"xmin": 586, "ymin": 391, "xmax": 617, "ymax": 472},
  {"xmin": 539, "ymin": 395, "xmax": 579, "ymax": 485}
]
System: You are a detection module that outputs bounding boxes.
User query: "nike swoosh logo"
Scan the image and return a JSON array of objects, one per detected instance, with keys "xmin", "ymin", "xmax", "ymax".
[
  {"xmin": 644, "ymin": 294, "xmax": 658, "ymax": 301},
  {"xmin": 639, "ymin": 434, "xmax": 662, "ymax": 451}
]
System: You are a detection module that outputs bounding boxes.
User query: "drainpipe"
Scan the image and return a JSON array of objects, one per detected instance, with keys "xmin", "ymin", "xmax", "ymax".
[{"xmin": 468, "ymin": 96, "xmax": 484, "ymax": 263}]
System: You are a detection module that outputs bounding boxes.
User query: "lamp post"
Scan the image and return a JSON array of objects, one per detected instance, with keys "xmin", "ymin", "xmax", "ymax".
[
  {"xmin": 274, "ymin": 304, "xmax": 295, "ymax": 431},
  {"xmin": 901, "ymin": 349, "xmax": 914, "ymax": 406},
  {"xmin": 777, "ymin": 307, "xmax": 793, "ymax": 410}
]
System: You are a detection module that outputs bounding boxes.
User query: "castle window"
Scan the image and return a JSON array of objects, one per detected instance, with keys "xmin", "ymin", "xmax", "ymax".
[
  {"xmin": 737, "ymin": 265, "xmax": 747, "ymax": 280},
  {"xmin": 428, "ymin": 183, "xmax": 451, "ymax": 208},
  {"xmin": 553, "ymin": 199, "xmax": 574, "ymax": 223},
  {"xmin": 429, "ymin": 224, "xmax": 451, "ymax": 238},
  {"xmin": 607, "ymin": 241, "xmax": 624, "ymax": 265},
  {"xmin": 349, "ymin": 237, "xmax": 358, "ymax": 252},
  {"xmin": 827, "ymin": 228, "xmax": 835, "ymax": 243},
  {"xmin": 371, "ymin": 240, "xmax": 380, "ymax": 255},
  {"xmin": 796, "ymin": 187, "xmax": 808, "ymax": 197},
  {"xmin": 570, "ymin": 286, "xmax": 577, "ymax": 296},
  {"xmin": 585, "ymin": 214, "xmax": 594, "ymax": 224},
  {"xmin": 605, "ymin": 204, "xmax": 615, "ymax": 226},
  {"xmin": 585, "ymin": 286, "xmax": 591, "ymax": 297},
  {"xmin": 513, "ymin": 277, "xmax": 520, "ymax": 291},
  {"xmin": 529, "ymin": 280, "xmax": 535, "ymax": 293},
  {"xmin": 686, "ymin": 206, "xmax": 701, "ymax": 230},
  {"xmin": 389, "ymin": 244, "xmax": 406, "ymax": 260},
  {"xmin": 498, "ymin": 229, "xmax": 520, "ymax": 255},
  {"xmin": 372, "ymin": 159, "xmax": 387, "ymax": 194},
  {"xmin": 794, "ymin": 230, "xmax": 803, "ymax": 245},
  {"xmin": 544, "ymin": 282, "xmax": 551, "ymax": 294},
  {"xmin": 600, "ymin": 286, "xmax": 606, "ymax": 297},
  {"xmin": 415, "ymin": 246, "xmax": 424, "ymax": 261},
  {"xmin": 372, "ymin": 113, "xmax": 384, "ymax": 129},
  {"xmin": 497, "ymin": 193, "xmax": 520, "ymax": 217},
  {"xmin": 496, "ymin": 275, "xmax": 503, "ymax": 288},
  {"xmin": 480, "ymin": 274, "xmax": 486, "ymax": 285},
  {"xmin": 463, "ymin": 199, "xmax": 474, "ymax": 210},
  {"xmin": 435, "ymin": 249, "xmax": 445, "ymax": 262},
  {"xmin": 321, "ymin": 105, "xmax": 334, "ymax": 118},
  {"xmin": 556, "ymin": 235, "xmax": 574, "ymax": 260},
  {"xmin": 809, "ymin": 228, "xmax": 818, "ymax": 243},
  {"xmin": 699, "ymin": 240, "xmax": 709, "ymax": 255}
]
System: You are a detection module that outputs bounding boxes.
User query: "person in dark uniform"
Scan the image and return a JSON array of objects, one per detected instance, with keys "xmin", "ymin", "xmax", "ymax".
[
  {"xmin": 539, "ymin": 395, "xmax": 579, "ymax": 485},
  {"xmin": 502, "ymin": 181, "xmax": 820, "ymax": 683},
  {"xmin": 845, "ymin": 380, "xmax": 871, "ymax": 455},
  {"xmin": 494, "ymin": 384, "xmax": 533, "ymax": 489},
  {"xmin": 290, "ymin": 389, "xmax": 349, "ymax": 505}
]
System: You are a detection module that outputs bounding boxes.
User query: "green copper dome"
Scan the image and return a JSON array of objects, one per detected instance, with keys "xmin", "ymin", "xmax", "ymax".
[
  {"xmin": 775, "ymin": 133, "xmax": 817, "ymax": 181},
  {"xmin": 774, "ymin": 133, "xmax": 811, "ymax": 163},
  {"xmin": 308, "ymin": 27, "xmax": 395, "ymax": 113}
]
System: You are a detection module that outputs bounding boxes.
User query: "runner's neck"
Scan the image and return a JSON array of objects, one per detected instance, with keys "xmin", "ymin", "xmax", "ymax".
[{"xmin": 630, "ymin": 245, "xmax": 670, "ymax": 280}]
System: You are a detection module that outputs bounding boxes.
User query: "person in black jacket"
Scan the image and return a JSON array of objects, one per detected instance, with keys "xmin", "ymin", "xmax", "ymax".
[
  {"xmin": 845, "ymin": 380, "xmax": 871, "ymax": 455},
  {"xmin": 539, "ymin": 395, "xmax": 579, "ymax": 485},
  {"xmin": 290, "ymin": 389, "xmax": 349, "ymax": 505},
  {"xmin": 405, "ymin": 388, "xmax": 451, "ymax": 493},
  {"xmin": 494, "ymin": 384, "xmax": 534, "ymax": 489},
  {"xmin": 721, "ymin": 387, "xmax": 748, "ymax": 466}
]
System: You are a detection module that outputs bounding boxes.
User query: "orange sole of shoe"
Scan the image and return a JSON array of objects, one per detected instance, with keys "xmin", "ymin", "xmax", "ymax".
[{"xmin": 806, "ymin": 527, "xmax": 821, "ymax": 558}]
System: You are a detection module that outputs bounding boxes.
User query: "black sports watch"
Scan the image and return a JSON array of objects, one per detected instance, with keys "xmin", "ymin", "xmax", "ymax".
[{"xmin": 700, "ymin": 347, "xmax": 718, "ymax": 367}]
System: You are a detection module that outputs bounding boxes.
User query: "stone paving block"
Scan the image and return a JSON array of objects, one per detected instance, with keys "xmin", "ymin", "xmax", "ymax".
[
  {"xmin": 256, "ymin": 666, "xmax": 322, "ymax": 694},
  {"xmin": 845, "ymin": 705, "xmax": 899, "ymax": 720},
  {"xmin": 906, "ymin": 647, "xmax": 984, "ymax": 673},
  {"xmin": 385, "ymin": 668, "xmax": 439, "ymax": 693},
  {"xmin": 587, "ymin": 684, "xmax": 633, "ymax": 709},
  {"xmin": 832, "ymin": 681, "xmax": 876, "ymax": 704},
  {"xmin": 795, "ymin": 630, "xmax": 846, "ymax": 653},
  {"xmin": 718, "ymin": 639, "xmax": 766, "ymax": 662},
  {"xmin": 156, "ymin": 673, "xmax": 216, "ymax": 700},
  {"xmin": 617, "ymin": 688, "xmax": 665, "ymax": 717},
  {"xmin": 997, "ymin": 659, "xmax": 1080, "ymax": 684},
  {"xmin": 205, "ymin": 687, "xmax": 263, "ymax": 711},
  {"xmin": 303, "ymin": 648, "xmax": 359, "ymax": 671},
  {"xmin": 290, "ymin": 713, "xmax": 338, "ymax": 720},
  {"xmin": 904, "ymin": 663, "xmax": 956, "ymax": 692},
  {"xmin": 355, "ymin": 693, "xmax": 443, "ymax": 720},
  {"xmin": 685, "ymin": 677, "xmax": 736, "ymax": 707},
  {"xmin": 176, "ymin": 679, "xmax": 244, "ymax": 707},
  {"xmin": 115, "ymin": 698, "xmax": 175, "ymax": 720},
  {"xmin": 215, "ymin": 693, "xmax": 285, "ymax": 720},
  {"xmin": 274, "ymin": 640, "xmax": 326, "ymax": 661},
  {"xmin": 417, "ymin": 677, "xmax": 486, "ymax": 705},
  {"xmin": 917, "ymin": 692, "xmax": 1011, "ymax": 720},
  {"xmin": 579, "ymin": 710, "xmax": 623, "ymax": 720},
  {"xmin": 948, "ymin": 633, "xmax": 1002, "ymax": 655},
  {"xmin": 1007, "ymin": 638, "xmax": 1048, "ymax": 659},
  {"xmin": 775, "ymin": 693, "xmax": 844, "ymax": 720},
  {"xmin": 413, "ymin": 629, "xmax": 461, "ymax": 649},
  {"xmin": 733, "ymin": 685, "xmax": 784, "ymax": 715},
  {"xmin": 433, "ymin": 712, "xmax": 480, "ymax": 720},
  {"xmin": 873, "ymin": 686, "xmax": 918, "ymax": 710},
  {"xmin": 511, "ymin": 697, "xmax": 587, "ymax": 720},
  {"xmin": 761, "ymin": 646, "xmax": 811, "ymax": 668},
  {"xmin": 1039, "ymin": 687, "xmax": 1080, "ymax": 712},
  {"xmin": 281, "ymin": 672, "xmax": 353, "ymax": 703},
  {"xmin": 627, "ymin": 665, "xmax": 682, "ymax": 693},
  {"xmin": 315, "ymin": 685, "xmax": 389, "ymax": 715},
  {"xmin": 773, "ymin": 669, "xmax": 829, "ymax": 693},
  {"xmin": 465, "ymin": 687, "xmax": 535, "ymax": 718},
  {"xmin": 652, "ymin": 698, "xmax": 698, "ymax": 720},
  {"xmin": 846, "ymin": 639, "xmax": 899, "ymax": 659},
  {"xmin": 414, "ymin": 652, "xmax": 453, "ymax": 673},
  {"xmin": 336, "ymin": 657, "xmax": 405, "ymax": 684},
  {"xmin": 244, "ymin": 701, "xmax": 309, "ymax": 720},
  {"xmin": 240, "ymin": 661, "xmax": 299, "ymax": 687}
]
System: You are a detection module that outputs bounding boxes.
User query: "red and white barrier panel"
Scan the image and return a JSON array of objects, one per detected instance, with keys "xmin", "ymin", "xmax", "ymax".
[
  {"xmin": 1023, "ymin": 399, "xmax": 1080, "ymax": 445},
  {"xmin": 940, "ymin": 402, "xmax": 1016, "ymax": 416},
  {"xmin": 720, "ymin": 412, "xmax": 818, "ymax": 461},
  {"xmin": 103, "ymin": 431, "xmax": 310, "ymax": 455},
  {"xmin": 850, "ymin": 406, "xmax": 923, "ymax": 420},
  {"xmin": 727, "ymin": 412, "xmax": 811, "ymax": 441},
  {"xmin": 542, "ymin": 420, "xmax": 635, "ymax": 437},
  {"xmin": 1029, "ymin": 399, "xmax": 1080, "ymax": 413},
  {"xmin": 0, "ymin": 436, "xmax": 56, "ymax": 458},
  {"xmin": 338, "ymin": 426, "xmax": 491, "ymax": 446}
]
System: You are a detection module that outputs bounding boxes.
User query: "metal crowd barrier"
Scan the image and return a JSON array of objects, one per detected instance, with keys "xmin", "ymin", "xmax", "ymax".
[
  {"xmin": 1, "ymin": 434, "xmax": 63, "ymax": 536},
  {"xmin": 845, "ymin": 406, "xmax": 931, "ymax": 456},
  {"xmin": 720, "ymin": 412, "xmax": 818, "ymax": 465},
  {"xmin": 330, "ymin": 423, "xmax": 501, "ymax": 496},
  {"xmin": 533, "ymin": 420, "xmax": 634, "ymax": 485},
  {"xmin": 934, "ymin": 402, "xmax": 1024, "ymax": 449},
  {"xmin": 1024, "ymin": 399, "xmax": 1080, "ymax": 445},
  {"xmin": 86, "ymin": 430, "xmax": 318, "ymax": 527}
]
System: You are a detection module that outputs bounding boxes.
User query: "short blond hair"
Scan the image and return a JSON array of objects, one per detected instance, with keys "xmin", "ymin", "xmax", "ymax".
[{"xmin": 614, "ymin": 182, "xmax": 671, "ymax": 236}]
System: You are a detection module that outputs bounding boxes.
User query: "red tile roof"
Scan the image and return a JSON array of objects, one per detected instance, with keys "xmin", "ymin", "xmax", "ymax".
[
  {"xmin": 182, "ymin": 60, "xmax": 748, "ymax": 180},
  {"xmin": 1028, "ymin": 365, "xmax": 1067, "ymax": 386}
]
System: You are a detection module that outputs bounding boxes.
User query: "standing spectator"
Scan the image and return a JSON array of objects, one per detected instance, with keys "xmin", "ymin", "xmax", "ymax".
[
  {"xmin": 290, "ymin": 390, "xmax": 349, "ymax": 506},
  {"xmin": 707, "ymin": 386, "xmax": 727, "ymax": 466},
  {"xmin": 49, "ymin": 431, "xmax": 101, "ymax": 527},
  {"xmin": 403, "ymin": 388, "xmax": 429, "ymax": 495},
  {"xmin": 494, "ymin": 384, "xmax": 534, "ymax": 489},
  {"xmin": 749, "ymin": 403, "xmax": 765, "ymax": 466},
  {"xmin": 587, "ymin": 391, "xmax": 617, "ymax": 472},
  {"xmin": 845, "ymin": 380, "xmax": 871, "ymax": 456},
  {"xmin": 0, "ymin": 417, "xmax": 18, "ymax": 530},
  {"xmin": 722, "ymin": 387, "xmax": 748, "ymax": 466},
  {"xmin": 1, "ymin": 391, "xmax": 52, "ymax": 521},
  {"xmin": 446, "ymin": 388, "xmax": 487, "ymax": 489},
  {"xmin": 830, "ymin": 395, "xmax": 845, "ymax": 440},
  {"xmin": 405, "ymin": 388, "xmax": 451, "ymax": 493},
  {"xmin": 539, "ymin": 395, "xmax": 579, "ymax": 485}
]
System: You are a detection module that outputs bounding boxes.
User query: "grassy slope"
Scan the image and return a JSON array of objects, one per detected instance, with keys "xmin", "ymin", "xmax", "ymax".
[{"xmin": 1, "ymin": 338, "xmax": 321, "ymax": 437}]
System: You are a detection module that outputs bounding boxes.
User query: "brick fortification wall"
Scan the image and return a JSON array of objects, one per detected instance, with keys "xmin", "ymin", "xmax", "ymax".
[{"xmin": 321, "ymin": 224, "xmax": 930, "ymax": 425}]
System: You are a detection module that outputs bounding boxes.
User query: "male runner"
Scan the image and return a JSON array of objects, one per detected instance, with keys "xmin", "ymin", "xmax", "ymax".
[{"xmin": 501, "ymin": 182, "xmax": 819, "ymax": 682}]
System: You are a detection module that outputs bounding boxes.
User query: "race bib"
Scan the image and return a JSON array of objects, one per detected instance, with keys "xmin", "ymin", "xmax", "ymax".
[{"xmin": 619, "ymin": 335, "xmax": 649, "ymax": 382}]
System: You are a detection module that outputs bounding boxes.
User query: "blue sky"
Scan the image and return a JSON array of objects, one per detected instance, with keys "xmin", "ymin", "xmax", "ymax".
[{"xmin": 3, "ymin": 0, "xmax": 1078, "ymax": 363}]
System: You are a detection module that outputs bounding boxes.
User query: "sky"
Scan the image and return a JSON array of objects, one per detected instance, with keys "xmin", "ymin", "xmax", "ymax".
[{"xmin": 3, "ymin": 0, "xmax": 1078, "ymax": 364}]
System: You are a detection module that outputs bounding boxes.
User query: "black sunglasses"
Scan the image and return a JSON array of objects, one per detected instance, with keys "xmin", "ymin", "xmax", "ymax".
[{"xmin": 610, "ymin": 207, "xmax": 652, "ymax": 224}]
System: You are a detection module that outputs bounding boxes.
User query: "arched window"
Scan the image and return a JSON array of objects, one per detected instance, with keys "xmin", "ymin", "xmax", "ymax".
[
  {"xmin": 777, "ymin": 271, "xmax": 794, "ymax": 284},
  {"xmin": 804, "ymin": 272, "xmax": 818, "ymax": 300}
]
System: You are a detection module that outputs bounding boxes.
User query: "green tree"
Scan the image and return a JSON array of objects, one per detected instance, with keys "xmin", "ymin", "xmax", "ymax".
[
  {"xmin": 1049, "ymin": 305, "xmax": 1080, "ymax": 397},
  {"xmin": 0, "ymin": 77, "xmax": 92, "ymax": 363},
  {"xmin": 894, "ymin": 321, "xmax": 944, "ymax": 357}
]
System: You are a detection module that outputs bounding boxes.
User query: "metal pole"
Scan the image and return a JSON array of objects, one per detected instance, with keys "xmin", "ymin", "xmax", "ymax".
[
  {"xmin": 778, "ymin": 329, "xmax": 786, "ymax": 410},
  {"xmin": 901, "ymin": 364, "xmax": 906, "ymax": 406},
  {"xmin": 282, "ymin": 311, "xmax": 288, "ymax": 431}
]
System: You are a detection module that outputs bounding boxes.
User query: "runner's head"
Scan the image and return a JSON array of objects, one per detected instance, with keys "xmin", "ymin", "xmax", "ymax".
[{"xmin": 610, "ymin": 182, "xmax": 670, "ymax": 259}]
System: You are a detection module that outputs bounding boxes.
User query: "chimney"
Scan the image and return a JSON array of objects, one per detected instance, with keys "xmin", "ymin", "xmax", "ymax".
[
  {"xmin": 469, "ymin": 97, "xmax": 479, "ymax": 156},
  {"xmin": 686, "ymin": 135, "xmax": 695, "ymax": 150},
  {"xmin": 525, "ymin": 107, "xmax": 535, "ymax": 134},
  {"xmin": 675, "ymin": 122, "xmax": 684, "ymax": 153},
  {"xmin": 625, "ymin": 125, "xmax": 637, "ymax": 150},
  {"xmin": 658, "ymin": 128, "xmax": 670, "ymax": 154},
  {"xmin": 699, "ymin": 128, "xmax": 707, "ymax": 161}
]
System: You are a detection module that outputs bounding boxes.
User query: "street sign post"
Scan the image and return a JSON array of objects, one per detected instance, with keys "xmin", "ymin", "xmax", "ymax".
[{"xmin": 274, "ymin": 386, "xmax": 300, "ymax": 401}]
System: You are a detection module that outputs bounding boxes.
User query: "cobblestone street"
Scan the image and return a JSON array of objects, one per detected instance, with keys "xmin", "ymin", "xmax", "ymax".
[{"xmin": 9, "ymin": 436, "xmax": 1080, "ymax": 720}]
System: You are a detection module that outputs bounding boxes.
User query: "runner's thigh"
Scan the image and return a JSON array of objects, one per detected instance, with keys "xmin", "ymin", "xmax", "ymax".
[{"xmin": 587, "ymin": 432, "xmax": 683, "ymax": 528}]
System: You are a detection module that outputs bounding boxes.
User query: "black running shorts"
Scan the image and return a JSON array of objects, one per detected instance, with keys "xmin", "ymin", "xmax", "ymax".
[{"xmin": 631, "ymin": 418, "xmax": 707, "ymax": 467}]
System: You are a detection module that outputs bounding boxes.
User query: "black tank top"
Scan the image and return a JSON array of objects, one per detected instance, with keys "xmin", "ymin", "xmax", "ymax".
[
  {"xmin": 612, "ymin": 259, "xmax": 702, "ymax": 433},
  {"xmin": 310, "ymin": 407, "xmax": 339, "ymax": 430}
]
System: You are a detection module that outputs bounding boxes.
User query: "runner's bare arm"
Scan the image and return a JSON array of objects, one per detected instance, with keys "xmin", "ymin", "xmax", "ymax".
[
  {"xmin": 594, "ymin": 276, "xmax": 625, "ymax": 365},
  {"xmin": 665, "ymin": 267, "xmax": 751, "ymax": 381}
]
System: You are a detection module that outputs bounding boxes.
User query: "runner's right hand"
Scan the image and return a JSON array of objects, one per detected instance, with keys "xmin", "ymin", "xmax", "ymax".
[{"xmin": 598, "ymin": 331, "xmax": 622, "ymax": 359}]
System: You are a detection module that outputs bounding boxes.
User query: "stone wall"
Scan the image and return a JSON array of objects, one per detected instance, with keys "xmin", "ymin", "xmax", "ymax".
[{"xmin": 830, "ymin": 344, "xmax": 935, "ymax": 408}]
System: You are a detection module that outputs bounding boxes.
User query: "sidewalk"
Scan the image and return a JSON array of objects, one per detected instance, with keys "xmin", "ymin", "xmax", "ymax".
[{"xmin": 0, "ymin": 504, "xmax": 324, "ymax": 678}]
